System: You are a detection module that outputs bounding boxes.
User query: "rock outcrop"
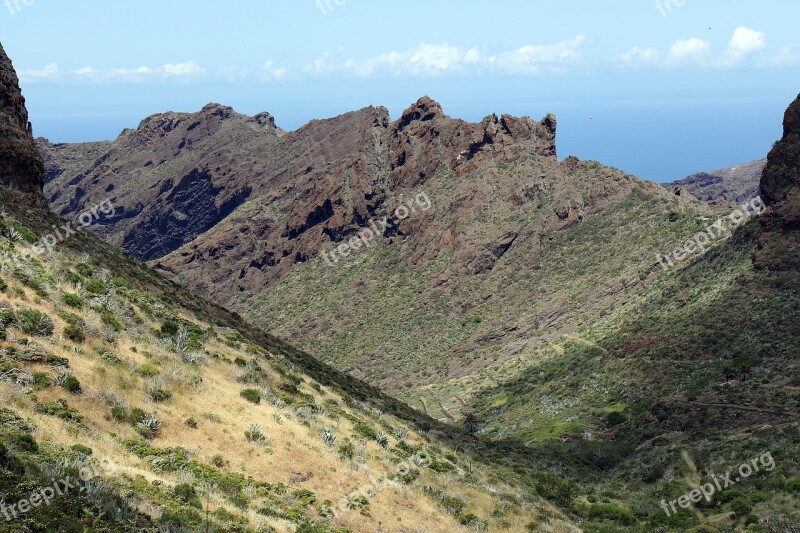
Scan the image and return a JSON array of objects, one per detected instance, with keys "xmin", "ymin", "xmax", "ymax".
[
  {"xmin": 0, "ymin": 43, "xmax": 46, "ymax": 208},
  {"xmin": 754, "ymin": 94, "xmax": 800, "ymax": 271},
  {"xmin": 664, "ymin": 159, "xmax": 766, "ymax": 205}
]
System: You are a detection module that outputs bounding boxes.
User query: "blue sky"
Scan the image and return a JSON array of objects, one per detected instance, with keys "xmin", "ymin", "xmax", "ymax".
[{"xmin": 3, "ymin": 0, "xmax": 799, "ymax": 182}]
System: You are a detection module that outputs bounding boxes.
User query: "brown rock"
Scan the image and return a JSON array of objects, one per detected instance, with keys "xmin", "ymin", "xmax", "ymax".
[{"xmin": 0, "ymin": 42, "xmax": 46, "ymax": 208}]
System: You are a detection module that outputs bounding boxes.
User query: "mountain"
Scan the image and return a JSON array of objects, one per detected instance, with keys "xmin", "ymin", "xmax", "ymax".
[
  {"xmin": 755, "ymin": 93, "xmax": 800, "ymax": 271},
  {"xmin": 31, "ymin": 50, "xmax": 800, "ymax": 530},
  {"xmin": 1, "ymin": 45, "xmax": 578, "ymax": 532},
  {"xmin": 663, "ymin": 159, "xmax": 766, "ymax": 204},
  {"xmin": 0, "ymin": 44, "xmax": 46, "ymax": 209}
]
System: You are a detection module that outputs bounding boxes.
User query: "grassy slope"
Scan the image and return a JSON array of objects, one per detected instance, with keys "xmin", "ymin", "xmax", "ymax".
[
  {"xmin": 239, "ymin": 157, "xmax": 718, "ymax": 405},
  {"xmin": 0, "ymin": 196, "xmax": 579, "ymax": 532},
  {"xmin": 464, "ymin": 219, "xmax": 800, "ymax": 531}
]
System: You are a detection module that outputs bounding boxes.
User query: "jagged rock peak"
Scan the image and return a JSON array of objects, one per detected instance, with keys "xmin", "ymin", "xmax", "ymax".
[
  {"xmin": 396, "ymin": 96, "xmax": 445, "ymax": 129},
  {"xmin": 761, "ymin": 93, "xmax": 800, "ymax": 206},
  {"xmin": 0, "ymin": 42, "xmax": 47, "ymax": 208}
]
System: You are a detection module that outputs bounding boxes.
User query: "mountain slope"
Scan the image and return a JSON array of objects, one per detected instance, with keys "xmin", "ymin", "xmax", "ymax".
[
  {"xmin": 1, "ymin": 43, "xmax": 579, "ymax": 533},
  {"xmin": 663, "ymin": 159, "xmax": 766, "ymax": 204}
]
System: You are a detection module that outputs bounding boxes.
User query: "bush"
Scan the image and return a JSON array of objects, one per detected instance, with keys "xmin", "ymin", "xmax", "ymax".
[
  {"xmin": 62, "ymin": 293, "xmax": 84, "ymax": 309},
  {"xmin": 84, "ymin": 278, "xmax": 108, "ymax": 296},
  {"xmin": 14, "ymin": 308, "xmax": 54, "ymax": 336},
  {"xmin": 147, "ymin": 386, "xmax": 173, "ymax": 403},
  {"xmin": 160, "ymin": 320, "xmax": 180, "ymax": 337},
  {"xmin": 606, "ymin": 411, "xmax": 626, "ymax": 427},
  {"xmin": 186, "ymin": 417, "xmax": 198, "ymax": 429},
  {"xmin": 211, "ymin": 454, "xmax": 226, "ymax": 467},
  {"xmin": 585, "ymin": 503, "xmax": 636, "ymax": 525},
  {"xmin": 60, "ymin": 374, "xmax": 82, "ymax": 394},
  {"xmin": 32, "ymin": 372, "xmax": 51, "ymax": 388},
  {"xmin": 786, "ymin": 478, "xmax": 800, "ymax": 493},
  {"xmin": 71, "ymin": 444, "xmax": 93, "ymax": 456},
  {"xmin": 34, "ymin": 399, "xmax": 83, "ymax": 422},
  {"xmin": 0, "ymin": 278, "xmax": 7, "ymax": 292},
  {"xmin": 136, "ymin": 364, "xmax": 160, "ymax": 377},
  {"xmin": 174, "ymin": 483, "xmax": 197, "ymax": 503},
  {"xmin": 730, "ymin": 496, "xmax": 753, "ymax": 516},
  {"xmin": 63, "ymin": 324, "xmax": 85, "ymax": 343},
  {"xmin": 100, "ymin": 311, "xmax": 123, "ymax": 332},
  {"xmin": 353, "ymin": 422, "xmax": 377, "ymax": 440},
  {"xmin": 240, "ymin": 389, "xmax": 261, "ymax": 404}
]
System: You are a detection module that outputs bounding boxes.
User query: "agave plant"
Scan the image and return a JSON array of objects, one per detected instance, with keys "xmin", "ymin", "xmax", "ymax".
[
  {"xmin": 375, "ymin": 433, "xmax": 390, "ymax": 450},
  {"xmin": 320, "ymin": 427, "xmax": 336, "ymax": 447},
  {"xmin": 245, "ymin": 423, "xmax": 265, "ymax": 443}
]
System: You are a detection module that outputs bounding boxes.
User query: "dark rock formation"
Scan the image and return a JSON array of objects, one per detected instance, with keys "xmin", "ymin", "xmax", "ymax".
[
  {"xmin": 754, "ymin": 93, "xmax": 800, "ymax": 271},
  {"xmin": 0, "ymin": 42, "xmax": 46, "ymax": 208}
]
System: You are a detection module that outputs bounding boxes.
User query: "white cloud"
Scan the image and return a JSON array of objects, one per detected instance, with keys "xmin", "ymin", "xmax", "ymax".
[
  {"xmin": 667, "ymin": 38, "xmax": 712, "ymax": 64},
  {"xmin": 617, "ymin": 27, "xmax": 790, "ymax": 70},
  {"xmin": 19, "ymin": 63, "xmax": 60, "ymax": 83},
  {"xmin": 162, "ymin": 61, "xmax": 205, "ymax": 77},
  {"xmin": 728, "ymin": 26, "xmax": 766, "ymax": 56},
  {"xmin": 304, "ymin": 36, "xmax": 588, "ymax": 78},
  {"xmin": 617, "ymin": 47, "xmax": 661, "ymax": 69}
]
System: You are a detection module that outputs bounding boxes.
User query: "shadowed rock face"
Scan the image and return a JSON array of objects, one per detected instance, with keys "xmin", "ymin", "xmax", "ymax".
[
  {"xmin": 0, "ymin": 43, "xmax": 46, "ymax": 208},
  {"xmin": 754, "ymin": 93, "xmax": 800, "ymax": 271}
]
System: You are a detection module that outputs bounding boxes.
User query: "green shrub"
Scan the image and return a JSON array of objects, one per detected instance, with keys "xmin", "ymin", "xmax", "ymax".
[
  {"xmin": 148, "ymin": 386, "xmax": 173, "ymax": 403},
  {"xmin": 100, "ymin": 311, "xmax": 123, "ymax": 332},
  {"xmin": 353, "ymin": 422, "xmax": 377, "ymax": 440},
  {"xmin": 606, "ymin": 411, "xmax": 626, "ymax": 427},
  {"xmin": 14, "ymin": 308, "xmax": 54, "ymax": 336},
  {"xmin": 211, "ymin": 454, "xmax": 226, "ymax": 467},
  {"xmin": 84, "ymin": 278, "xmax": 108, "ymax": 296},
  {"xmin": 137, "ymin": 364, "xmax": 160, "ymax": 377},
  {"xmin": 62, "ymin": 293, "xmax": 84, "ymax": 309},
  {"xmin": 441, "ymin": 495, "xmax": 465, "ymax": 516},
  {"xmin": 71, "ymin": 444, "xmax": 93, "ymax": 456},
  {"xmin": 32, "ymin": 372, "xmax": 52, "ymax": 389},
  {"xmin": 75, "ymin": 262, "xmax": 95, "ymax": 278},
  {"xmin": 240, "ymin": 389, "xmax": 261, "ymax": 404},
  {"xmin": 0, "ymin": 278, "xmax": 7, "ymax": 292},
  {"xmin": 35, "ymin": 399, "xmax": 83, "ymax": 422},
  {"xmin": 174, "ymin": 483, "xmax": 197, "ymax": 503},
  {"xmin": 160, "ymin": 320, "xmax": 180, "ymax": 337},
  {"xmin": 730, "ymin": 496, "xmax": 753, "ymax": 516},
  {"xmin": 585, "ymin": 503, "xmax": 636, "ymax": 525},
  {"xmin": 60, "ymin": 375, "xmax": 82, "ymax": 394},
  {"xmin": 63, "ymin": 324, "xmax": 85, "ymax": 343},
  {"xmin": 786, "ymin": 478, "xmax": 800, "ymax": 493},
  {"xmin": 127, "ymin": 408, "xmax": 147, "ymax": 425},
  {"xmin": 111, "ymin": 406, "xmax": 127, "ymax": 421},
  {"xmin": 186, "ymin": 417, "xmax": 198, "ymax": 429}
]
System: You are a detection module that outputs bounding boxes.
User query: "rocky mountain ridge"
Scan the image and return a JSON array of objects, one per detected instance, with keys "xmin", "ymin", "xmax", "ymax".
[{"xmin": 664, "ymin": 158, "xmax": 766, "ymax": 204}]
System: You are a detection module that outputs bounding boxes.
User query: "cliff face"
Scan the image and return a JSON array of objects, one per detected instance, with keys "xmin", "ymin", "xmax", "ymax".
[
  {"xmin": 0, "ymin": 43, "xmax": 46, "ymax": 208},
  {"xmin": 754, "ymin": 94, "xmax": 800, "ymax": 271}
]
